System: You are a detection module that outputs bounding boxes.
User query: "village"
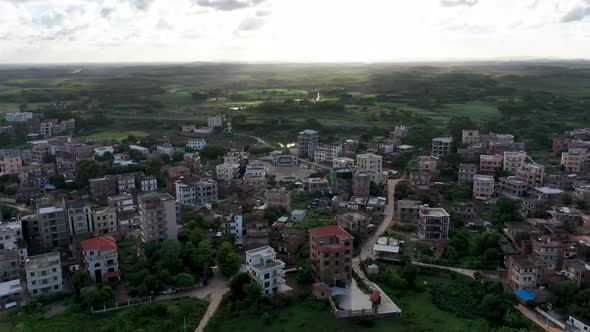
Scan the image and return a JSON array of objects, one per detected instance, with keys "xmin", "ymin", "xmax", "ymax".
[{"xmin": 1, "ymin": 109, "xmax": 590, "ymax": 331}]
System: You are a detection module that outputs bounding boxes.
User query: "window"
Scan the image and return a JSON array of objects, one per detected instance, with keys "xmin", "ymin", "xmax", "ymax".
[
  {"xmin": 32, "ymin": 280, "xmax": 36, "ymax": 285},
  {"xmin": 54, "ymin": 285, "xmax": 59, "ymax": 290}
]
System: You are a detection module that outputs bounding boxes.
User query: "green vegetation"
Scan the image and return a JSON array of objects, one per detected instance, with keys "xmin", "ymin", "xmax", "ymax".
[
  {"xmin": 6, "ymin": 298, "xmax": 206, "ymax": 332},
  {"xmin": 78, "ymin": 131, "xmax": 150, "ymax": 142}
]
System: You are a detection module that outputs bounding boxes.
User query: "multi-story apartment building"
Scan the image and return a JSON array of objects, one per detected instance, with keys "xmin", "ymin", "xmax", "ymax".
[
  {"xmin": 0, "ymin": 249, "xmax": 19, "ymax": 282},
  {"xmin": 116, "ymin": 174, "xmax": 136, "ymax": 193},
  {"xmin": 175, "ymin": 178, "xmax": 218, "ymax": 208},
  {"xmin": 452, "ymin": 202, "xmax": 476, "ymax": 221},
  {"xmin": 390, "ymin": 125, "xmax": 408, "ymax": 139},
  {"xmin": 431, "ymin": 137, "xmax": 453, "ymax": 157},
  {"xmin": 0, "ymin": 279, "xmax": 23, "ymax": 308},
  {"xmin": 245, "ymin": 246, "xmax": 285, "ymax": 296},
  {"xmin": 313, "ymin": 143, "xmax": 342, "ymax": 163},
  {"xmin": 139, "ymin": 176, "xmax": 158, "ymax": 192},
  {"xmin": 215, "ymin": 163, "xmax": 240, "ymax": 181},
  {"xmin": 503, "ymin": 151, "xmax": 527, "ymax": 174},
  {"xmin": 356, "ymin": 153, "xmax": 382, "ymax": 184},
  {"xmin": 55, "ymin": 151, "xmax": 76, "ymax": 181},
  {"xmin": 187, "ymin": 139, "xmax": 207, "ymax": 151},
  {"xmin": 418, "ymin": 205, "xmax": 450, "ymax": 240},
  {"xmin": 65, "ymin": 200, "xmax": 93, "ymax": 238},
  {"xmin": 25, "ymin": 252, "xmax": 63, "ymax": 297},
  {"xmin": 352, "ymin": 171, "xmax": 370, "ymax": 198},
  {"xmin": 156, "ymin": 144, "xmax": 173, "ymax": 156},
  {"xmin": 575, "ymin": 185, "xmax": 590, "ymax": 206},
  {"xmin": 397, "ymin": 200, "xmax": 424, "ymax": 223},
  {"xmin": 417, "ymin": 156, "xmax": 438, "ymax": 178},
  {"xmin": 332, "ymin": 157, "xmax": 355, "ymax": 169},
  {"xmin": 309, "ymin": 225, "xmax": 354, "ymax": 287},
  {"xmin": 297, "ymin": 129, "xmax": 318, "ymax": 159},
  {"xmin": 473, "ymin": 174, "xmax": 495, "ymax": 200},
  {"xmin": 220, "ymin": 206, "xmax": 244, "ymax": 244},
  {"xmin": 563, "ymin": 260, "xmax": 590, "ymax": 288},
  {"xmin": 91, "ymin": 206, "xmax": 119, "ymax": 236},
  {"xmin": 479, "ymin": 154, "xmax": 503, "ymax": 174},
  {"xmin": 336, "ymin": 212, "xmax": 369, "ymax": 238},
  {"xmin": 0, "ymin": 156, "xmax": 22, "ymax": 175},
  {"xmin": 498, "ymin": 176, "xmax": 528, "ymax": 198},
  {"xmin": 462, "ymin": 130, "xmax": 480, "ymax": 146},
  {"xmin": 30, "ymin": 143, "xmax": 53, "ymax": 163},
  {"xmin": 549, "ymin": 206, "xmax": 583, "ymax": 227},
  {"xmin": 458, "ymin": 163, "xmax": 477, "ymax": 182},
  {"xmin": 507, "ymin": 255, "xmax": 538, "ymax": 290},
  {"xmin": 138, "ymin": 192, "xmax": 177, "ymax": 243},
  {"xmin": 265, "ymin": 188, "xmax": 291, "ymax": 212},
  {"xmin": 224, "ymin": 149, "xmax": 248, "ymax": 164},
  {"xmin": 89, "ymin": 176, "xmax": 117, "ymax": 200},
  {"xmin": 36, "ymin": 200, "xmax": 68, "ymax": 249},
  {"xmin": 561, "ymin": 148, "xmax": 589, "ymax": 172},
  {"xmin": 18, "ymin": 163, "xmax": 56, "ymax": 187},
  {"xmin": 81, "ymin": 235, "xmax": 120, "ymax": 283},
  {"xmin": 516, "ymin": 163, "xmax": 545, "ymax": 190},
  {"xmin": 107, "ymin": 193, "xmax": 135, "ymax": 213},
  {"xmin": 4, "ymin": 112, "xmax": 33, "ymax": 122},
  {"xmin": 532, "ymin": 236, "xmax": 563, "ymax": 273},
  {"xmin": 207, "ymin": 114, "xmax": 225, "ymax": 128}
]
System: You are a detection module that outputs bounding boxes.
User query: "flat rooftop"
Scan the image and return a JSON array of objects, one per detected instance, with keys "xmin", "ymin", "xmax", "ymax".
[
  {"xmin": 0, "ymin": 279, "xmax": 22, "ymax": 297},
  {"xmin": 25, "ymin": 252, "xmax": 61, "ymax": 271},
  {"xmin": 420, "ymin": 207, "xmax": 450, "ymax": 218}
]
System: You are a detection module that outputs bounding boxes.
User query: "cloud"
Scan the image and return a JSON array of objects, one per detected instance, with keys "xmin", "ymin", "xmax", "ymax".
[
  {"xmin": 100, "ymin": 7, "xmax": 114, "ymax": 18},
  {"xmin": 256, "ymin": 9, "xmax": 271, "ymax": 17},
  {"xmin": 237, "ymin": 16, "xmax": 265, "ymax": 31},
  {"xmin": 156, "ymin": 18, "xmax": 174, "ymax": 30},
  {"xmin": 133, "ymin": 0, "xmax": 155, "ymax": 11},
  {"xmin": 39, "ymin": 10, "xmax": 66, "ymax": 28},
  {"xmin": 440, "ymin": 0, "xmax": 478, "ymax": 7},
  {"xmin": 561, "ymin": 6, "xmax": 590, "ymax": 22},
  {"xmin": 195, "ymin": 0, "xmax": 265, "ymax": 11}
]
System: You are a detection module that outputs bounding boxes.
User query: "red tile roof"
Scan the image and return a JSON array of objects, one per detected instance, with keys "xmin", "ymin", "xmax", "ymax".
[
  {"xmin": 81, "ymin": 235, "xmax": 118, "ymax": 252},
  {"xmin": 309, "ymin": 225, "xmax": 354, "ymax": 240}
]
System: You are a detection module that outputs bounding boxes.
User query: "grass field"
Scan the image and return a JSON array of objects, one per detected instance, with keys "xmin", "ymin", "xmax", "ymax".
[
  {"xmin": 205, "ymin": 270, "xmax": 490, "ymax": 332},
  {"xmin": 2, "ymin": 298, "xmax": 207, "ymax": 332},
  {"xmin": 77, "ymin": 131, "xmax": 151, "ymax": 142}
]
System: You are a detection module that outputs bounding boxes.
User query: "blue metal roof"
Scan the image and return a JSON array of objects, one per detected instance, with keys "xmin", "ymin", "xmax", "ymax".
[
  {"xmin": 515, "ymin": 289, "xmax": 535, "ymax": 301},
  {"xmin": 330, "ymin": 288, "xmax": 346, "ymax": 297}
]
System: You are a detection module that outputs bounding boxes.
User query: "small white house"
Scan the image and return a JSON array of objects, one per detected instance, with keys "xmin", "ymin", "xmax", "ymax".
[
  {"xmin": 291, "ymin": 210, "xmax": 306, "ymax": 223},
  {"xmin": 568, "ymin": 316, "xmax": 590, "ymax": 332},
  {"xmin": 157, "ymin": 144, "xmax": 174, "ymax": 156},
  {"xmin": 245, "ymin": 246, "xmax": 285, "ymax": 296},
  {"xmin": 187, "ymin": 139, "xmax": 207, "ymax": 151}
]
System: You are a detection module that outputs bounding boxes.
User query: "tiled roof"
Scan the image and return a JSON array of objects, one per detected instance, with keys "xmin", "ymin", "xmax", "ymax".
[
  {"xmin": 81, "ymin": 235, "xmax": 118, "ymax": 252},
  {"xmin": 309, "ymin": 225, "xmax": 353, "ymax": 240}
]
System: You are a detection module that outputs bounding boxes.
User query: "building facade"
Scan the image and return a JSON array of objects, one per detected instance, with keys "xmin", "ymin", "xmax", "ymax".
[
  {"xmin": 309, "ymin": 225, "xmax": 354, "ymax": 287},
  {"xmin": 418, "ymin": 205, "xmax": 450, "ymax": 240},
  {"xmin": 138, "ymin": 192, "xmax": 178, "ymax": 242},
  {"xmin": 81, "ymin": 236, "xmax": 120, "ymax": 283},
  {"xmin": 245, "ymin": 246, "xmax": 285, "ymax": 296},
  {"xmin": 25, "ymin": 252, "xmax": 63, "ymax": 297}
]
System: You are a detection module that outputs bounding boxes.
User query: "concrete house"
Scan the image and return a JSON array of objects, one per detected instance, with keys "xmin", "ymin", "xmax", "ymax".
[
  {"xmin": 418, "ymin": 205, "xmax": 450, "ymax": 240},
  {"xmin": 81, "ymin": 236, "xmax": 120, "ymax": 283},
  {"xmin": 473, "ymin": 174, "xmax": 495, "ymax": 200},
  {"xmin": 245, "ymin": 246, "xmax": 285, "ymax": 296},
  {"xmin": 309, "ymin": 225, "xmax": 354, "ymax": 287},
  {"xmin": 25, "ymin": 252, "xmax": 63, "ymax": 297},
  {"xmin": 431, "ymin": 137, "xmax": 453, "ymax": 157}
]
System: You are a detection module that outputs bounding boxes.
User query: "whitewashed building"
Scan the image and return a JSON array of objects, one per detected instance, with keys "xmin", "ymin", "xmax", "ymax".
[{"xmin": 245, "ymin": 246, "xmax": 285, "ymax": 296}]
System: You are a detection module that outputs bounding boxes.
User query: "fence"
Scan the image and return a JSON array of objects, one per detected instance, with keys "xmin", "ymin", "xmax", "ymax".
[
  {"xmin": 534, "ymin": 307, "xmax": 567, "ymax": 330},
  {"xmin": 91, "ymin": 296, "xmax": 153, "ymax": 314}
]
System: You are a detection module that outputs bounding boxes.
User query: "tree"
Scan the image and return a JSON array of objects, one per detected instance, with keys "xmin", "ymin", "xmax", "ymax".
[
  {"xmin": 200, "ymin": 146, "xmax": 227, "ymax": 161},
  {"xmin": 229, "ymin": 272, "xmax": 252, "ymax": 302},
  {"xmin": 158, "ymin": 240, "xmax": 184, "ymax": 275},
  {"xmin": 401, "ymin": 263, "xmax": 418, "ymax": 288},
  {"xmin": 244, "ymin": 282, "xmax": 263, "ymax": 306},
  {"xmin": 80, "ymin": 285, "xmax": 114, "ymax": 309},
  {"xmin": 176, "ymin": 273, "xmax": 194, "ymax": 288},
  {"xmin": 379, "ymin": 269, "xmax": 407, "ymax": 289},
  {"xmin": 172, "ymin": 151, "xmax": 185, "ymax": 162},
  {"xmin": 77, "ymin": 159, "xmax": 103, "ymax": 185},
  {"xmin": 195, "ymin": 240, "xmax": 214, "ymax": 271},
  {"xmin": 71, "ymin": 271, "xmax": 92, "ymax": 297},
  {"xmin": 494, "ymin": 197, "xmax": 523, "ymax": 223},
  {"xmin": 560, "ymin": 192, "xmax": 574, "ymax": 206},
  {"xmin": 550, "ymin": 280, "xmax": 578, "ymax": 308},
  {"xmin": 217, "ymin": 241, "xmax": 240, "ymax": 277},
  {"xmin": 189, "ymin": 228, "xmax": 204, "ymax": 245}
]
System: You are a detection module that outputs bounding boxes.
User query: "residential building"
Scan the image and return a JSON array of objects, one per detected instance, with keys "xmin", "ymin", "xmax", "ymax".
[
  {"xmin": 139, "ymin": 176, "xmax": 158, "ymax": 192},
  {"xmin": 332, "ymin": 157, "xmax": 355, "ymax": 169},
  {"xmin": 81, "ymin": 236, "xmax": 120, "ymax": 283},
  {"xmin": 575, "ymin": 185, "xmax": 590, "ymax": 206},
  {"xmin": 245, "ymin": 246, "xmax": 285, "ymax": 296},
  {"xmin": 373, "ymin": 237, "xmax": 401, "ymax": 261},
  {"xmin": 473, "ymin": 174, "xmax": 495, "ymax": 200},
  {"xmin": 409, "ymin": 170, "xmax": 432, "ymax": 187},
  {"xmin": 175, "ymin": 178, "xmax": 218, "ymax": 208},
  {"xmin": 561, "ymin": 148, "xmax": 589, "ymax": 172},
  {"xmin": 417, "ymin": 156, "xmax": 438, "ymax": 178},
  {"xmin": 18, "ymin": 163, "xmax": 56, "ymax": 188},
  {"xmin": 271, "ymin": 153, "xmax": 298, "ymax": 166},
  {"xmin": 91, "ymin": 207, "xmax": 118, "ymax": 236},
  {"xmin": 532, "ymin": 236, "xmax": 563, "ymax": 272},
  {"xmin": 25, "ymin": 252, "xmax": 63, "ymax": 297},
  {"xmin": 224, "ymin": 149, "xmax": 248, "ymax": 164},
  {"xmin": 156, "ymin": 144, "xmax": 174, "ymax": 156},
  {"xmin": 65, "ymin": 200, "xmax": 93, "ymax": 237},
  {"xmin": 245, "ymin": 221, "xmax": 270, "ymax": 251},
  {"xmin": 397, "ymin": 200, "xmax": 423, "ymax": 223},
  {"xmin": 458, "ymin": 163, "xmax": 477, "ymax": 182},
  {"xmin": 89, "ymin": 176, "xmax": 117, "ymax": 200},
  {"xmin": 37, "ymin": 200, "xmax": 68, "ymax": 249},
  {"xmin": 451, "ymin": 202, "xmax": 476, "ymax": 221},
  {"xmin": 332, "ymin": 169, "xmax": 353, "ymax": 195},
  {"xmin": 352, "ymin": 172, "xmax": 370, "ymax": 198},
  {"xmin": 336, "ymin": 212, "xmax": 369, "ymax": 238},
  {"xmin": 4, "ymin": 112, "xmax": 32, "ymax": 122},
  {"xmin": 390, "ymin": 125, "xmax": 408, "ymax": 139},
  {"xmin": 498, "ymin": 176, "xmax": 528, "ymax": 198},
  {"xmin": 356, "ymin": 153, "xmax": 382, "ymax": 183},
  {"xmin": 567, "ymin": 316, "xmax": 590, "ymax": 331},
  {"xmin": 215, "ymin": 163, "xmax": 240, "ymax": 181},
  {"xmin": 207, "ymin": 114, "xmax": 225, "ymax": 128},
  {"xmin": 265, "ymin": 188, "xmax": 291, "ymax": 212},
  {"xmin": 564, "ymin": 260, "xmax": 590, "ymax": 288},
  {"xmin": 313, "ymin": 143, "xmax": 342, "ymax": 163},
  {"xmin": 220, "ymin": 207, "xmax": 243, "ymax": 244},
  {"xmin": 418, "ymin": 205, "xmax": 450, "ymax": 240},
  {"xmin": 129, "ymin": 145, "xmax": 150, "ymax": 155},
  {"xmin": 309, "ymin": 225, "xmax": 354, "ymax": 287},
  {"xmin": 462, "ymin": 130, "xmax": 480, "ymax": 146},
  {"xmin": 0, "ymin": 156, "xmax": 21, "ymax": 175},
  {"xmin": 297, "ymin": 129, "xmax": 318, "ymax": 159},
  {"xmin": 94, "ymin": 146, "xmax": 114, "ymax": 157},
  {"xmin": 291, "ymin": 209, "xmax": 306, "ymax": 223},
  {"xmin": 137, "ymin": 192, "xmax": 178, "ymax": 242},
  {"xmin": 163, "ymin": 166, "xmax": 191, "ymax": 192},
  {"xmin": 0, "ymin": 249, "xmax": 19, "ymax": 282},
  {"xmin": 503, "ymin": 151, "xmax": 527, "ymax": 174},
  {"xmin": 55, "ymin": 151, "xmax": 76, "ymax": 181},
  {"xmin": 507, "ymin": 255, "xmax": 538, "ymax": 290},
  {"xmin": 549, "ymin": 206, "xmax": 583, "ymax": 227},
  {"xmin": 516, "ymin": 163, "xmax": 545, "ymax": 190},
  {"xmin": 431, "ymin": 137, "xmax": 453, "ymax": 157},
  {"xmin": 304, "ymin": 177, "xmax": 330, "ymax": 194},
  {"xmin": 398, "ymin": 144, "xmax": 415, "ymax": 153},
  {"xmin": 187, "ymin": 139, "xmax": 207, "ymax": 151},
  {"xmin": 0, "ymin": 279, "xmax": 23, "ymax": 309},
  {"xmin": 108, "ymin": 193, "xmax": 135, "ymax": 213},
  {"xmin": 479, "ymin": 154, "xmax": 503, "ymax": 174},
  {"xmin": 116, "ymin": 174, "xmax": 136, "ymax": 193}
]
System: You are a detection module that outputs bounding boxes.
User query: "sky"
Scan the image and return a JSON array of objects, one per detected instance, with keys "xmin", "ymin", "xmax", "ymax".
[{"xmin": 0, "ymin": 0, "xmax": 589, "ymax": 63}]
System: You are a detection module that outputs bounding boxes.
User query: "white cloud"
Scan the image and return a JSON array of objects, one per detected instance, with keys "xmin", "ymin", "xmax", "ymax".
[{"xmin": 0, "ymin": 0, "xmax": 589, "ymax": 63}]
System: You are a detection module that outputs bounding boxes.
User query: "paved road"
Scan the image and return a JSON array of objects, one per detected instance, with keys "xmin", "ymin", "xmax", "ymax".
[
  {"xmin": 355, "ymin": 179, "xmax": 400, "ymax": 263},
  {"xmin": 194, "ymin": 286, "xmax": 230, "ymax": 332},
  {"xmin": 232, "ymin": 133, "xmax": 271, "ymax": 146},
  {"xmin": 411, "ymin": 261, "xmax": 477, "ymax": 278}
]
